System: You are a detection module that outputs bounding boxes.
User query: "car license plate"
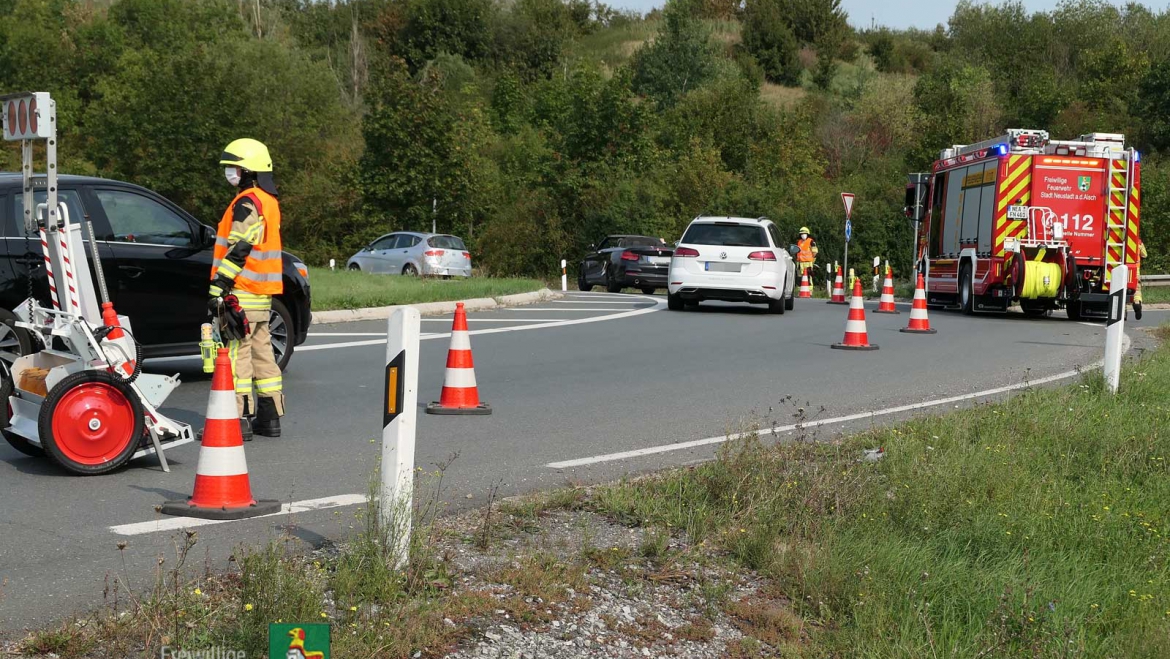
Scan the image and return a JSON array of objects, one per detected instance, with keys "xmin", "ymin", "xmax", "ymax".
[
  {"xmin": 650, "ymin": 256, "xmax": 670, "ymax": 264},
  {"xmin": 705, "ymin": 262, "xmax": 740, "ymax": 273},
  {"xmin": 1007, "ymin": 205, "xmax": 1028, "ymax": 220}
]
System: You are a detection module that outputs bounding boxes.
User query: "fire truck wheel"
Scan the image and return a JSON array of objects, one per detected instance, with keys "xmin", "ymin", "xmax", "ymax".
[
  {"xmin": 959, "ymin": 264, "xmax": 976, "ymax": 315},
  {"xmin": 1066, "ymin": 300, "xmax": 1083, "ymax": 321},
  {"xmin": 39, "ymin": 371, "xmax": 144, "ymax": 475}
]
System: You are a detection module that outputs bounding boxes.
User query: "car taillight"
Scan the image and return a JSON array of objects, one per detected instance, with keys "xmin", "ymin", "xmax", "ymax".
[
  {"xmin": 462, "ymin": 251, "xmax": 470, "ymax": 259},
  {"xmin": 748, "ymin": 251, "xmax": 777, "ymax": 261},
  {"xmin": 424, "ymin": 250, "xmax": 445, "ymax": 257},
  {"xmin": 674, "ymin": 247, "xmax": 700, "ymax": 257},
  {"xmin": 620, "ymin": 250, "xmax": 640, "ymax": 261}
]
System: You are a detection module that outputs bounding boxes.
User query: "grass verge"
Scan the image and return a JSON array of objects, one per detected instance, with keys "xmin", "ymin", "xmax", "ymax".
[
  {"xmin": 309, "ymin": 270, "xmax": 546, "ymax": 311},
  {"xmin": 597, "ymin": 341, "xmax": 1170, "ymax": 657},
  {"xmin": 1140, "ymin": 285, "xmax": 1170, "ymax": 305}
]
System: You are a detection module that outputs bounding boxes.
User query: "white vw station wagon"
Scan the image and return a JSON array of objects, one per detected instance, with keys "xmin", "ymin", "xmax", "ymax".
[{"xmin": 667, "ymin": 216, "xmax": 796, "ymax": 313}]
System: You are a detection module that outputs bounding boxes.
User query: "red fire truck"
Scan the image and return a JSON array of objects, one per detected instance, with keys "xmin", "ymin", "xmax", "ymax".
[{"xmin": 905, "ymin": 129, "xmax": 1141, "ymax": 319}]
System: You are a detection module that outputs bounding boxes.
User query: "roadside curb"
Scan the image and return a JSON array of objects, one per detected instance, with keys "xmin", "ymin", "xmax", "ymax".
[{"xmin": 311, "ymin": 288, "xmax": 561, "ymax": 324}]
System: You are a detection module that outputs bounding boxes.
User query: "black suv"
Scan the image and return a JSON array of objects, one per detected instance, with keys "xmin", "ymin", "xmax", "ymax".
[{"xmin": 0, "ymin": 174, "xmax": 311, "ymax": 369}]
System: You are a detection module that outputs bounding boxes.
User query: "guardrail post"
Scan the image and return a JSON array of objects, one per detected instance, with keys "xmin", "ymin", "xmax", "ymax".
[
  {"xmin": 381, "ymin": 307, "xmax": 420, "ymax": 569},
  {"xmin": 1104, "ymin": 264, "xmax": 1128, "ymax": 394}
]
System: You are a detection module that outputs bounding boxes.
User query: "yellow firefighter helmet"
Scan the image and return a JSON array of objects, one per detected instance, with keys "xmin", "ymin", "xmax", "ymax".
[{"xmin": 219, "ymin": 138, "xmax": 272, "ymax": 173}]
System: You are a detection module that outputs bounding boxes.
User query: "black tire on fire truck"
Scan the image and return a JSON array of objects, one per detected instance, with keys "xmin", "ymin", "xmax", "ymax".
[
  {"xmin": 959, "ymin": 264, "xmax": 975, "ymax": 315},
  {"xmin": 39, "ymin": 370, "xmax": 145, "ymax": 475},
  {"xmin": 1066, "ymin": 300, "xmax": 1083, "ymax": 321}
]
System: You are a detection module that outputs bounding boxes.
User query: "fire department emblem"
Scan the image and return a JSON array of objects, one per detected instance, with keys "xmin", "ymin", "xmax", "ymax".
[
  {"xmin": 1078, "ymin": 176, "xmax": 1091, "ymax": 192},
  {"xmin": 270, "ymin": 623, "xmax": 329, "ymax": 659}
]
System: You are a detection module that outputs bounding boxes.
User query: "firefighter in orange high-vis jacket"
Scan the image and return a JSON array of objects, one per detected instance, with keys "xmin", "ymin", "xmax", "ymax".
[
  {"xmin": 795, "ymin": 226, "xmax": 819, "ymax": 282},
  {"xmin": 210, "ymin": 138, "xmax": 284, "ymax": 437}
]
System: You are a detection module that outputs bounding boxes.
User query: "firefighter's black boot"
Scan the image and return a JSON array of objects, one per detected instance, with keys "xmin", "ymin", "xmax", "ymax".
[
  {"xmin": 253, "ymin": 397, "xmax": 281, "ymax": 438},
  {"xmin": 1135, "ymin": 301, "xmax": 1143, "ymax": 321}
]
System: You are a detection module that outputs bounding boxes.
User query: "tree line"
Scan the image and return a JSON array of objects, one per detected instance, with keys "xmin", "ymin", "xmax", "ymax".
[{"xmin": 2, "ymin": 0, "xmax": 1169, "ymax": 276}]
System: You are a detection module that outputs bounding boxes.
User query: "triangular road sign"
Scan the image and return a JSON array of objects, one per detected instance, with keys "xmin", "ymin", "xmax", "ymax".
[{"xmin": 841, "ymin": 193, "xmax": 855, "ymax": 220}]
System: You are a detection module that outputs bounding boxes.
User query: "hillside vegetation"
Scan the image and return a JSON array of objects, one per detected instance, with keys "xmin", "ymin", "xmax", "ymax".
[{"xmin": 4, "ymin": 0, "xmax": 1170, "ymax": 278}]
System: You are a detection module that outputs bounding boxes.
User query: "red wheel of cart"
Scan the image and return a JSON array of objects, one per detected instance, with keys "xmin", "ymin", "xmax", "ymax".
[{"xmin": 39, "ymin": 371, "xmax": 144, "ymax": 475}]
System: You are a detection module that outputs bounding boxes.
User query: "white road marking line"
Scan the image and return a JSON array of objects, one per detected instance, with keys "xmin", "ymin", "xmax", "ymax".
[
  {"xmin": 552, "ymin": 300, "xmax": 646, "ymax": 305},
  {"xmin": 485, "ymin": 307, "xmax": 647, "ymax": 312},
  {"xmin": 546, "ymin": 333, "xmax": 1125, "ymax": 470},
  {"xmin": 109, "ymin": 493, "xmax": 366, "ymax": 536},
  {"xmin": 299, "ymin": 297, "xmax": 664, "ymax": 353}
]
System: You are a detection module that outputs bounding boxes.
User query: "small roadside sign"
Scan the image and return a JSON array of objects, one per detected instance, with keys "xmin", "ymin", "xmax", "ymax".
[
  {"xmin": 841, "ymin": 192, "xmax": 855, "ymax": 220},
  {"xmin": 845, "ymin": 220, "xmax": 852, "ymax": 242}
]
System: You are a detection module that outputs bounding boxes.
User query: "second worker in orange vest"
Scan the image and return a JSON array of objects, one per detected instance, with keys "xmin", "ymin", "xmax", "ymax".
[
  {"xmin": 795, "ymin": 226, "xmax": 819, "ymax": 282},
  {"xmin": 210, "ymin": 138, "xmax": 285, "ymax": 438}
]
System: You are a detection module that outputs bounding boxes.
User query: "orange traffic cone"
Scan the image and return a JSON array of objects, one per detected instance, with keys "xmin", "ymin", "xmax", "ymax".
[
  {"xmin": 427, "ymin": 302, "xmax": 491, "ymax": 415},
  {"xmin": 798, "ymin": 268, "xmax": 812, "ymax": 298},
  {"xmin": 161, "ymin": 348, "xmax": 279, "ymax": 520},
  {"xmin": 827, "ymin": 265, "xmax": 847, "ymax": 305},
  {"xmin": 901, "ymin": 273, "xmax": 937, "ymax": 334},
  {"xmin": 873, "ymin": 263, "xmax": 899, "ymax": 314},
  {"xmin": 832, "ymin": 278, "xmax": 879, "ymax": 350}
]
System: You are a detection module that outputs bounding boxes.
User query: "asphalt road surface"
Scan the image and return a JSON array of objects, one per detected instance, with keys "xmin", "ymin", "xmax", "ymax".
[{"xmin": 0, "ymin": 291, "xmax": 1163, "ymax": 635}]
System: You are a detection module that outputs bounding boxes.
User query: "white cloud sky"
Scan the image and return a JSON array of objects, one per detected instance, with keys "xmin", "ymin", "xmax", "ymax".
[{"xmin": 606, "ymin": 0, "xmax": 1169, "ymax": 31}]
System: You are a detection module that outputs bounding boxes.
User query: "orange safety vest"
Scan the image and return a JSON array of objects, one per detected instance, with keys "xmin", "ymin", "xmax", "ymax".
[
  {"xmin": 796, "ymin": 237, "xmax": 816, "ymax": 263},
  {"xmin": 211, "ymin": 187, "xmax": 283, "ymax": 295}
]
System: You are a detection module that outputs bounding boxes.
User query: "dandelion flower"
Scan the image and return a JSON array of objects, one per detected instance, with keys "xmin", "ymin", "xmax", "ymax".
[
  {"xmin": 245, "ymin": 603, "xmax": 254, "ymax": 612},
  {"xmin": 193, "ymin": 588, "xmax": 202, "ymax": 596}
]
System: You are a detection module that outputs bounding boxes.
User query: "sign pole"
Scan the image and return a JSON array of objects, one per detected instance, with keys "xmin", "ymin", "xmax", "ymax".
[
  {"xmin": 841, "ymin": 193, "xmax": 855, "ymax": 291},
  {"xmin": 1104, "ymin": 265, "xmax": 1128, "ymax": 394},
  {"xmin": 381, "ymin": 307, "xmax": 421, "ymax": 569}
]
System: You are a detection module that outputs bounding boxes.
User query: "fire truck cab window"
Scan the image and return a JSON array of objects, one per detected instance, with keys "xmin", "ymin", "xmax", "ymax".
[
  {"xmin": 943, "ymin": 167, "xmax": 964, "ymax": 255},
  {"xmin": 976, "ymin": 162, "xmax": 997, "ymax": 253},
  {"xmin": 929, "ymin": 174, "xmax": 944, "ymax": 257}
]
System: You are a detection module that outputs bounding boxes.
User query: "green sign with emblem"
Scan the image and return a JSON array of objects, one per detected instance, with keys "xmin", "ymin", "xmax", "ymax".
[
  {"xmin": 1078, "ymin": 175, "xmax": 1091, "ymax": 192},
  {"xmin": 269, "ymin": 623, "xmax": 330, "ymax": 659}
]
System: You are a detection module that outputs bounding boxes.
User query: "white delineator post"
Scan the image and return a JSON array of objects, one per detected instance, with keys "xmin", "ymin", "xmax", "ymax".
[
  {"xmin": 1104, "ymin": 264, "xmax": 1128, "ymax": 394},
  {"xmin": 381, "ymin": 307, "xmax": 421, "ymax": 569},
  {"xmin": 330, "ymin": 258, "xmax": 336, "ymax": 271},
  {"xmin": 561, "ymin": 259, "xmax": 567, "ymax": 292}
]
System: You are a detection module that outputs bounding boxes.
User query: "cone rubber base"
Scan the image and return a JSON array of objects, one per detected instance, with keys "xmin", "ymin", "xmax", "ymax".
[
  {"xmin": 159, "ymin": 499, "xmax": 281, "ymax": 520},
  {"xmin": 872, "ymin": 309, "xmax": 901, "ymax": 314},
  {"xmin": 900, "ymin": 328, "xmax": 937, "ymax": 334},
  {"xmin": 426, "ymin": 402, "xmax": 492, "ymax": 415},
  {"xmin": 831, "ymin": 343, "xmax": 879, "ymax": 350},
  {"xmin": 827, "ymin": 300, "xmax": 848, "ymax": 305}
]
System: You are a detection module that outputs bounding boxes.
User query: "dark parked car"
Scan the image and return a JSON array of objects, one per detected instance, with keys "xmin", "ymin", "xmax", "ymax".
[
  {"xmin": 0, "ymin": 174, "xmax": 311, "ymax": 370},
  {"xmin": 579, "ymin": 235, "xmax": 673, "ymax": 294}
]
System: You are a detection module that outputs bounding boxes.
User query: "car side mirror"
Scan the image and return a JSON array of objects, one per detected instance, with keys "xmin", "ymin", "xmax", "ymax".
[
  {"xmin": 788, "ymin": 244, "xmax": 800, "ymax": 256},
  {"xmin": 201, "ymin": 224, "xmax": 216, "ymax": 247}
]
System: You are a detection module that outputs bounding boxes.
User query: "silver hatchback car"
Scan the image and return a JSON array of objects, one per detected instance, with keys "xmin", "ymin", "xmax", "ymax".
[{"xmin": 346, "ymin": 232, "xmax": 472, "ymax": 277}]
